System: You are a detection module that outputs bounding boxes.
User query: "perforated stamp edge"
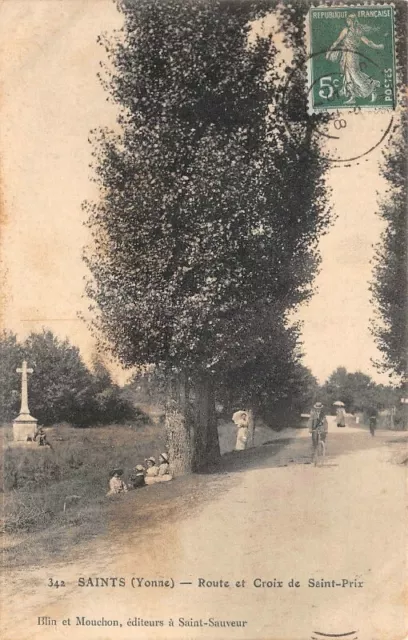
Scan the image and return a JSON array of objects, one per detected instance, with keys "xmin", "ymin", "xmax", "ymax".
[{"xmin": 304, "ymin": 3, "xmax": 398, "ymax": 115}]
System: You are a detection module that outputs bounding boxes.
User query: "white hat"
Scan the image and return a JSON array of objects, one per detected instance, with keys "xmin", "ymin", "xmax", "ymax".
[
  {"xmin": 159, "ymin": 452, "xmax": 169, "ymax": 463},
  {"xmin": 145, "ymin": 456, "xmax": 156, "ymax": 464}
]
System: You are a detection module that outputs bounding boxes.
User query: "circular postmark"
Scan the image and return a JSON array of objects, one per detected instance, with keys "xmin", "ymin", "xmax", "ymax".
[{"xmin": 280, "ymin": 49, "xmax": 396, "ymax": 165}]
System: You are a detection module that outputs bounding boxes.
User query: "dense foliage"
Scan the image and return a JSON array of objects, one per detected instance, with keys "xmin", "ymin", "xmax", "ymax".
[
  {"xmin": 0, "ymin": 330, "xmax": 134, "ymax": 426},
  {"xmin": 320, "ymin": 367, "xmax": 399, "ymax": 415},
  {"xmin": 369, "ymin": 0, "xmax": 407, "ymax": 384},
  {"xmin": 371, "ymin": 115, "xmax": 407, "ymax": 381},
  {"xmin": 84, "ymin": 0, "xmax": 331, "ymax": 421},
  {"xmin": 0, "ymin": 331, "xmax": 24, "ymax": 423},
  {"xmin": 216, "ymin": 321, "xmax": 319, "ymax": 419}
]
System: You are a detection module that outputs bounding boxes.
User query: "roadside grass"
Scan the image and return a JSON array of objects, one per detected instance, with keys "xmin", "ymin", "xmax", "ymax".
[
  {"xmin": 1, "ymin": 425, "xmax": 291, "ymax": 572},
  {"xmin": 0, "ymin": 419, "xmax": 165, "ymax": 535},
  {"xmin": 0, "ymin": 413, "xmax": 277, "ymax": 539}
]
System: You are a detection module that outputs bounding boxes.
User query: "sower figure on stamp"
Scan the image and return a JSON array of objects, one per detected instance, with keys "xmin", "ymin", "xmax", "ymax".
[{"xmin": 326, "ymin": 14, "xmax": 384, "ymax": 104}]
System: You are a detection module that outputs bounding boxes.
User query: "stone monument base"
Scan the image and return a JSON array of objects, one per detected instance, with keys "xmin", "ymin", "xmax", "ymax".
[
  {"xmin": 7, "ymin": 441, "xmax": 43, "ymax": 450},
  {"xmin": 13, "ymin": 413, "xmax": 38, "ymax": 442}
]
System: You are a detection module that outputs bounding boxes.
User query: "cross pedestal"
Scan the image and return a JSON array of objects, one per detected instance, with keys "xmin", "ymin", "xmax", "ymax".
[{"xmin": 13, "ymin": 360, "xmax": 37, "ymax": 442}]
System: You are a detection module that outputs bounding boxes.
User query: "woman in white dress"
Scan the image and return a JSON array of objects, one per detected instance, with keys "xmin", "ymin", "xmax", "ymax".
[
  {"xmin": 326, "ymin": 15, "xmax": 384, "ymax": 104},
  {"xmin": 232, "ymin": 410, "xmax": 249, "ymax": 451}
]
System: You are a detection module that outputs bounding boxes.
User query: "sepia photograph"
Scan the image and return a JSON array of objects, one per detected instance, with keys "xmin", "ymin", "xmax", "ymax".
[{"xmin": 0, "ymin": 1, "xmax": 407, "ymax": 639}]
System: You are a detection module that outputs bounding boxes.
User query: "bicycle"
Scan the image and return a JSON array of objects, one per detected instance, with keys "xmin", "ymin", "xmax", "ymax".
[{"xmin": 311, "ymin": 426, "xmax": 326, "ymax": 467}]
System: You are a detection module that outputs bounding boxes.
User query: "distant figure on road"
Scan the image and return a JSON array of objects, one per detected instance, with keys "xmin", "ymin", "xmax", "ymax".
[
  {"xmin": 308, "ymin": 402, "xmax": 328, "ymax": 449},
  {"xmin": 336, "ymin": 407, "xmax": 346, "ymax": 428},
  {"xmin": 106, "ymin": 469, "xmax": 128, "ymax": 496},
  {"xmin": 369, "ymin": 412, "xmax": 377, "ymax": 436},
  {"xmin": 232, "ymin": 410, "xmax": 249, "ymax": 451}
]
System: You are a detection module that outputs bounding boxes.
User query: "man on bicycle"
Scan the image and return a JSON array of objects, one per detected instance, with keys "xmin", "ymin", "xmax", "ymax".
[{"xmin": 308, "ymin": 402, "xmax": 328, "ymax": 448}]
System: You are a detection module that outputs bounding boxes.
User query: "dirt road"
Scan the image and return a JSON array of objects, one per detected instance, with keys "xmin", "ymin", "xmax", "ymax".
[{"xmin": 2, "ymin": 422, "xmax": 407, "ymax": 640}]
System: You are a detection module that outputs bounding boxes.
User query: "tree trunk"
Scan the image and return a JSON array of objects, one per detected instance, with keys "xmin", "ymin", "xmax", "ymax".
[
  {"xmin": 165, "ymin": 372, "xmax": 220, "ymax": 475},
  {"xmin": 165, "ymin": 374, "xmax": 193, "ymax": 476},
  {"xmin": 193, "ymin": 374, "xmax": 220, "ymax": 471},
  {"xmin": 247, "ymin": 408, "xmax": 255, "ymax": 448}
]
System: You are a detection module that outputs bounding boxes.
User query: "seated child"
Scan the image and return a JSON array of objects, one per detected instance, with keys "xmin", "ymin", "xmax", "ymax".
[
  {"xmin": 157, "ymin": 452, "xmax": 173, "ymax": 481},
  {"xmin": 144, "ymin": 457, "xmax": 159, "ymax": 485},
  {"xmin": 144, "ymin": 454, "xmax": 173, "ymax": 484},
  {"xmin": 129, "ymin": 464, "xmax": 146, "ymax": 489},
  {"xmin": 34, "ymin": 427, "xmax": 48, "ymax": 446},
  {"xmin": 106, "ymin": 469, "xmax": 128, "ymax": 496}
]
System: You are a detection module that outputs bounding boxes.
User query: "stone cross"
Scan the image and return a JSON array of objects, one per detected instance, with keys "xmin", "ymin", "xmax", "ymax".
[{"xmin": 16, "ymin": 360, "xmax": 34, "ymax": 415}]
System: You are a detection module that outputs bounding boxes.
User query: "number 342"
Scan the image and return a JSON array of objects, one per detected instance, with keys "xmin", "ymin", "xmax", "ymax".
[{"xmin": 48, "ymin": 578, "xmax": 66, "ymax": 588}]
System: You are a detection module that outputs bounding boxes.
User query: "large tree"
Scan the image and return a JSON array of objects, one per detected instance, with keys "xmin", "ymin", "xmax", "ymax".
[
  {"xmin": 371, "ymin": 115, "xmax": 408, "ymax": 382},
  {"xmin": 85, "ymin": 0, "xmax": 331, "ymax": 473},
  {"xmin": 370, "ymin": 0, "xmax": 407, "ymax": 386}
]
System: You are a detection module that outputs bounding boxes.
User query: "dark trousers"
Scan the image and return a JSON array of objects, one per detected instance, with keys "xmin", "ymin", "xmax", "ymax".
[{"xmin": 312, "ymin": 430, "xmax": 326, "ymax": 448}]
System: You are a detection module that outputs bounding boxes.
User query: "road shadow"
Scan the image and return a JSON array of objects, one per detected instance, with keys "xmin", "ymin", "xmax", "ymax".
[
  {"xmin": 384, "ymin": 435, "xmax": 408, "ymax": 444},
  {"xmin": 197, "ymin": 436, "xmax": 299, "ymax": 476}
]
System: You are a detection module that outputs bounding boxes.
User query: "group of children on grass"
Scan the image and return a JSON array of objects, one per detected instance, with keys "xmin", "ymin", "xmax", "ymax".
[
  {"xmin": 107, "ymin": 408, "xmax": 255, "ymax": 496},
  {"xmin": 106, "ymin": 452, "xmax": 173, "ymax": 496}
]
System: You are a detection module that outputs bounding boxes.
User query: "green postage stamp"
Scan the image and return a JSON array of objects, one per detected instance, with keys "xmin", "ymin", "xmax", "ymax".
[{"xmin": 307, "ymin": 5, "xmax": 396, "ymax": 112}]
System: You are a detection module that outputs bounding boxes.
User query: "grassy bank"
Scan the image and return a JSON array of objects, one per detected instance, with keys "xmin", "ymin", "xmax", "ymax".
[
  {"xmin": 0, "ymin": 411, "xmax": 280, "ymax": 537},
  {"xmin": 1, "ymin": 420, "xmax": 165, "ymax": 534}
]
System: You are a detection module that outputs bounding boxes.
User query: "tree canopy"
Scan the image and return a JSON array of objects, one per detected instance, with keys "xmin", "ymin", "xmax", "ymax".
[
  {"xmin": 371, "ymin": 114, "xmax": 407, "ymax": 381},
  {"xmin": 320, "ymin": 366, "xmax": 398, "ymax": 415},
  {"xmin": 85, "ymin": 0, "xmax": 331, "ymax": 377},
  {"xmin": 370, "ymin": 0, "xmax": 407, "ymax": 383},
  {"xmin": 23, "ymin": 330, "xmax": 95, "ymax": 425}
]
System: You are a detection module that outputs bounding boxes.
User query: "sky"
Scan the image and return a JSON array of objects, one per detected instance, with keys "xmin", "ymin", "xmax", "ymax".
[{"xmin": 0, "ymin": 0, "xmax": 396, "ymax": 385}]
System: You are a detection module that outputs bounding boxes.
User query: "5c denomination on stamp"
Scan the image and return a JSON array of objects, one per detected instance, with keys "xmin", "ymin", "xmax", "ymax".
[{"xmin": 307, "ymin": 5, "xmax": 396, "ymax": 113}]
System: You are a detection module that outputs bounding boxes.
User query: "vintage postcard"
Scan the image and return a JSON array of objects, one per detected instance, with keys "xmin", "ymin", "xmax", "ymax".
[{"xmin": 1, "ymin": 1, "xmax": 407, "ymax": 640}]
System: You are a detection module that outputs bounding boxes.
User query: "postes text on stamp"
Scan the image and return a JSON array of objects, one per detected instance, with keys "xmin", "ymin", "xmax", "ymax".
[{"xmin": 307, "ymin": 5, "xmax": 396, "ymax": 112}]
